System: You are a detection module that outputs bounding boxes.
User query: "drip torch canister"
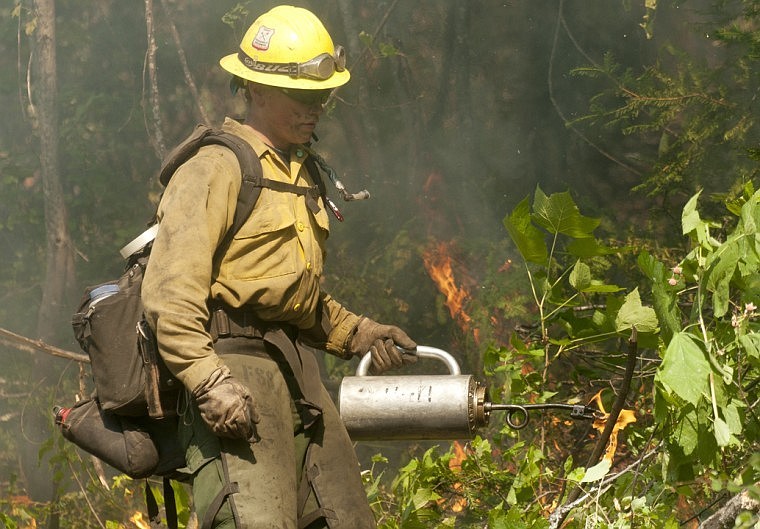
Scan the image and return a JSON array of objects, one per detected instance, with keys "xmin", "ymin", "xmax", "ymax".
[
  {"xmin": 338, "ymin": 346, "xmax": 490, "ymax": 440},
  {"xmin": 338, "ymin": 346, "xmax": 603, "ymax": 441}
]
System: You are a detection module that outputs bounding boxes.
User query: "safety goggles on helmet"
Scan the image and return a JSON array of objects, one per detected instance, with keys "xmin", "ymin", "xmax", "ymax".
[{"xmin": 238, "ymin": 45, "xmax": 346, "ymax": 81}]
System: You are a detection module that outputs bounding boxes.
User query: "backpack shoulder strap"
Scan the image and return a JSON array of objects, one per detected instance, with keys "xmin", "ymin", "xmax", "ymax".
[{"xmin": 159, "ymin": 124, "xmax": 263, "ymax": 238}]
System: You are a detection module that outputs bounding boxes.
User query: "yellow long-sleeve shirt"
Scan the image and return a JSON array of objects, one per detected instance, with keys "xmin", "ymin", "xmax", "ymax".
[{"xmin": 142, "ymin": 118, "xmax": 360, "ymax": 390}]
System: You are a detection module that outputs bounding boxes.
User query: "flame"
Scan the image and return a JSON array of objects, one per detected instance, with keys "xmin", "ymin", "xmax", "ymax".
[
  {"xmin": 435, "ymin": 441, "xmax": 469, "ymax": 513},
  {"xmin": 589, "ymin": 391, "xmax": 637, "ymax": 464},
  {"xmin": 130, "ymin": 512, "xmax": 150, "ymax": 529},
  {"xmin": 449, "ymin": 440, "xmax": 468, "ymax": 471},
  {"xmin": 423, "ymin": 241, "xmax": 472, "ymax": 330}
]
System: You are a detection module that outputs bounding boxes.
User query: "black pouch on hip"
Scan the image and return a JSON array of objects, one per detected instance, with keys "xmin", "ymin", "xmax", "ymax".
[{"xmin": 55, "ymin": 398, "xmax": 184, "ymax": 478}]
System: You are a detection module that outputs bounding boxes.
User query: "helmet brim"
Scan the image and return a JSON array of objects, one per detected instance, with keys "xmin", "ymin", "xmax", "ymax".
[{"xmin": 220, "ymin": 53, "xmax": 350, "ymax": 90}]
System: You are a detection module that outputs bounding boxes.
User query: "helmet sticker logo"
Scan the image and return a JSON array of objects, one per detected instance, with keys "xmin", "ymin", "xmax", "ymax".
[{"xmin": 252, "ymin": 26, "xmax": 275, "ymax": 51}]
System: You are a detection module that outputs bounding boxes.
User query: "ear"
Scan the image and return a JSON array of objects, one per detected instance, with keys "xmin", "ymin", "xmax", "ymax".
[{"xmin": 247, "ymin": 82, "xmax": 268, "ymax": 104}]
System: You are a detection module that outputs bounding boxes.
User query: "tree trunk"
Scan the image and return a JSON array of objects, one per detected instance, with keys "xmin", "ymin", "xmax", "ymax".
[
  {"xmin": 33, "ymin": 0, "xmax": 74, "ymax": 347},
  {"xmin": 27, "ymin": 3, "xmax": 72, "ymax": 524}
]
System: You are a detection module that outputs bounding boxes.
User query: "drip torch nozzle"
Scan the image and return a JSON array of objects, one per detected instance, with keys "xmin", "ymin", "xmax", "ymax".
[{"xmin": 485, "ymin": 402, "xmax": 603, "ymax": 430}]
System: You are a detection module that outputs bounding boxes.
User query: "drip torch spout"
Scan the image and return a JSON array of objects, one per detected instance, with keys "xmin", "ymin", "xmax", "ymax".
[{"xmin": 484, "ymin": 402, "xmax": 604, "ymax": 430}]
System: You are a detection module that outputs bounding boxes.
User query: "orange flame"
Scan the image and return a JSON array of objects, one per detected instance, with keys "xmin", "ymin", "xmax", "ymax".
[
  {"xmin": 436, "ymin": 441, "xmax": 468, "ymax": 513},
  {"xmin": 590, "ymin": 391, "xmax": 637, "ymax": 465},
  {"xmin": 423, "ymin": 242, "xmax": 472, "ymax": 330},
  {"xmin": 130, "ymin": 512, "xmax": 150, "ymax": 529}
]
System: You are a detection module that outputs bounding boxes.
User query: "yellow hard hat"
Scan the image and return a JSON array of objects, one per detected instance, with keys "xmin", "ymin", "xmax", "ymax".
[{"xmin": 220, "ymin": 5, "xmax": 350, "ymax": 90}]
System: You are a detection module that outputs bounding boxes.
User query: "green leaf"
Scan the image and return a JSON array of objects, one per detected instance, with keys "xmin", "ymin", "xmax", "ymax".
[
  {"xmin": 567, "ymin": 237, "xmax": 626, "ymax": 258},
  {"xmin": 656, "ymin": 332, "xmax": 710, "ymax": 406},
  {"xmin": 504, "ymin": 195, "xmax": 548, "ymax": 264},
  {"xmin": 704, "ymin": 241, "xmax": 740, "ymax": 317},
  {"xmin": 681, "ymin": 190, "xmax": 720, "ymax": 248},
  {"xmin": 411, "ymin": 488, "xmax": 440, "ymax": 510},
  {"xmin": 615, "ymin": 288, "xmax": 659, "ymax": 333},
  {"xmin": 673, "ymin": 407, "xmax": 700, "ymax": 455},
  {"xmin": 638, "ymin": 251, "xmax": 681, "ymax": 342},
  {"xmin": 569, "ymin": 260, "xmax": 591, "ymax": 291},
  {"xmin": 582, "ymin": 281, "xmax": 625, "ymax": 293},
  {"xmin": 714, "ymin": 417, "xmax": 731, "ymax": 447},
  {"xmin": 682, "ymin": 190, "xmax": 703, "ymax": 236},
  {"xmin": 724, "ymin": 402, "xmax": 743, "ymax": 436},
  {"xmin": 531, "ymin": 186, "xmax": 600, "ymax": 238},
  {"xmin": 580, "ymin": 459, "xmax": 611, "ymax": 482},
  {"xmin": 739, "ymin": 334, "xmax": 760, "ymax": 358}
]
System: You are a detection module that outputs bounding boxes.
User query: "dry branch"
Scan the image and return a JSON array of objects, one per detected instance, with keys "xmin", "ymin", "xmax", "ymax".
[
  {"xmin": 699, "ymin": 488, "xmax": 760, "ymax": 529},
  {"xmin": 0, "ymin": 326, "xmax": 89, "ymax": 364},
  {"xmin": 549, "ymin": 327, "xmax": 640, "ymax": 528}
]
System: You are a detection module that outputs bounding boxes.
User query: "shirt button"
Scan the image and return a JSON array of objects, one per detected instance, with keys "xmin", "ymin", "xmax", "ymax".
[
  {"xmin": 306, "ymin": 261, "xmax": 312, "ymax": 271},
  {"xmin": 296, "ymin": 221, "xmax": 305, "ymax": 231},
  {"xmin": 296, "ymin": 149, "xmax": 304, "ymax": 158},
  {"xmin": 293, "ymin": 303, "xmax": 301, "ymax": 312}
]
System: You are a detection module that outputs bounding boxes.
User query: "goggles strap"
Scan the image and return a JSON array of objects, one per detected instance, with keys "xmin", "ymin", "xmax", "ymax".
[{"xmin": 237, "ymin": 48, "xmax": 341, "ymax": 80}]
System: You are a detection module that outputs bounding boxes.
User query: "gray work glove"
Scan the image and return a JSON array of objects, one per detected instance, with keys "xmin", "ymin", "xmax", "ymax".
[
  {"xmin": 192, "ymin": 366, "xmax": 259, "ymax": 441},
  {"xmin": 349, "ymin": 317, "xmax": 418, "ymax": 374}
]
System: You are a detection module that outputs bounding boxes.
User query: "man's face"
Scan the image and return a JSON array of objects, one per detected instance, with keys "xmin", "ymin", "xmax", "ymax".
[{"xmin": 255, "ymin": 86, "xmax": 330, "ymax": 148}]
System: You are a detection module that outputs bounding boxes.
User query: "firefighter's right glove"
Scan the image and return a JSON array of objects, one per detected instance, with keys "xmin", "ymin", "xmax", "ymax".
[
  {"xmin": 192, "ymin": 366, "xmax": 259, "ymax": 442},
  {"xmin": 349, "ymin": 317, "xmax": 418, "ymax": 374}
]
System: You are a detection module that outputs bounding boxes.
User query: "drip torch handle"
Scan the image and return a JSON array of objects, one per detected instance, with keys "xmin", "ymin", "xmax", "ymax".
[{"xmin": 356, "ymin": 345, "xmax": 461, "ymax": 376}]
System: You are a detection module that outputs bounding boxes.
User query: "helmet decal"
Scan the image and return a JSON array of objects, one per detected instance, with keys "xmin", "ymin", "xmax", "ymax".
[{"xmin": 252, "ymin": 26, "xmax": 274, "ymax": 51}]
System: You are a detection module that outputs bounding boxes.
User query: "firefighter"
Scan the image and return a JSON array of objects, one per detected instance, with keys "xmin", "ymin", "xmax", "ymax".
[{"xmin": 141, "ymin": 5, "xmax": 417, "ymax": 528}]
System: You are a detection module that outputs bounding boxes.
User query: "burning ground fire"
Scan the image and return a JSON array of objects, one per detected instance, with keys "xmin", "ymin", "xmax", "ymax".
[
  {"xmin": 589, "ymin": 390, "xmax": 637, "ymax": 465},
  {"xmin": 422, "ymin": 241, "xmax": 479, "ymax": 343},
  {"xmin": 437, "ymin": 440, "xmax": 469, "ymax": 513},
  {"xmin": 129, "ymin": 511, "xmax": 150, "ymax": 529}
]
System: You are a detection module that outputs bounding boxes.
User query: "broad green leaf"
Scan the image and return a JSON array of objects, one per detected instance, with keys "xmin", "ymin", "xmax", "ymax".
[
  {"xmin": 656, "ymin": 332, "xmax": 710, "ymax": 406},
  {"xmin": 681, "ymin": 190, "xmax": 703, "ymax": 236},
  {"xmin": 714, "ymin": 417, "xmax": 731, "ymax": 447},
  {"xmin": 580, "ymin": 459, "xmax": 611, "ymax": 482},
  {"xmin": 682, "ymin": 190, "xmax": 719, "ymax": 248},
  {"xmin": 569, "ymin": 260, "xmax": 591, "ymax": 291},
  {"xmin": 531, "ymin": 186, "xmax": 600, "ymax": 238},
  {"xmin": 638, "ymin": 251, "xmax": 681, "ymax": 342},
  {"xmin": 504, "ymin": 196, "xmax": 548, "ymax": 264},
  {"xmin": 704, "ymin": 239, "xmax": 740, "ymax": 317},
  {"xmin": 738, "ymin": 188, "xmax": 760, "ymax": 234},
  {"xmin": 673, "ymin": 407, "xmax": 699, "ymax": 455},
  {"xmin": 724, "ymin": 402, "xmax": 743, "ymax": 435},
  {"xmin": 411, "ymin": 488, "xmax": 440, "ymax": 510},
  {"xmin": 739, "ymin": 334, "xmax": 760, "ymax": 358},
  {"xmin": 582, "ymin": 281, "xmax": 625, "ymax": 293},
  {"xmin": 615, "ymin": 288, "xmax": 659, "ymax": 333},
  {"xmin": 567, "ymin": 237, "xmax": 626, "ymax": 258}
]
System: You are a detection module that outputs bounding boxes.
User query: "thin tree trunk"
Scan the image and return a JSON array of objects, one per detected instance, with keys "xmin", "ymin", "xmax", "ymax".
[
  {"xmin": 144, "ymin": 0, "xmax": 166, "ymax": 159},
  {"xmin": 33, "ymin": 0, "xmax": 74, "ymax": 349},
  {"xmin": 30, "ymin": 3, "xmax": 72, "ymax": 525}
]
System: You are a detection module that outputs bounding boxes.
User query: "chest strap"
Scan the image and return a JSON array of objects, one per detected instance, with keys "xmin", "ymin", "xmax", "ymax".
[{"xmin": 250, "ymin": 175, "xmax": 322, "ymax": 215}]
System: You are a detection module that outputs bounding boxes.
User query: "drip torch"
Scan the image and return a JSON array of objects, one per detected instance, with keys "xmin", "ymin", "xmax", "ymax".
[{"xmin": 338, "ymin": 346, "xmax": 604, "ymax": 441}]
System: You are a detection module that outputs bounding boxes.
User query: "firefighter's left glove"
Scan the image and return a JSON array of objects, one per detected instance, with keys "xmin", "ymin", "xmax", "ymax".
[
  {"xmin": 192, "ymin": 366, "xmax": 259, "ymax": 442},
  {"xmin": 349, "ymin": 317, "xmax": 418, "ymax": 374}
]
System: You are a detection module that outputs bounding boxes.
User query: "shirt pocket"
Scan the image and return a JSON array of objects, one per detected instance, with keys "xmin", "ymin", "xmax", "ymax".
[
  {"xmin": 226, "ymin": 202, "xmax": 298, "ymax": 281},
  {"xmin": 311, "ymin": 197, "xmax": 331, "ymax": 237}
]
